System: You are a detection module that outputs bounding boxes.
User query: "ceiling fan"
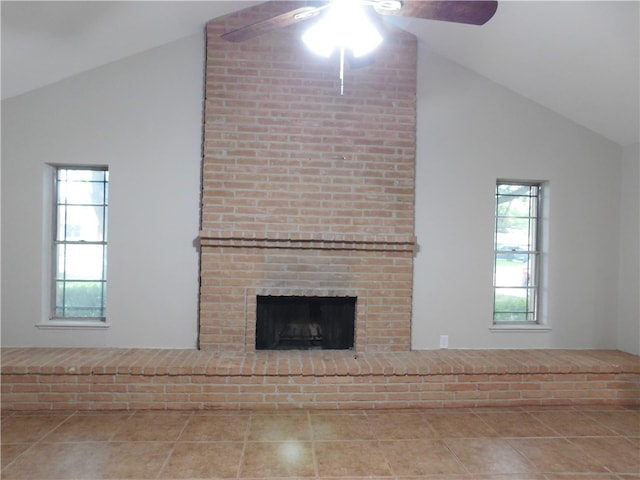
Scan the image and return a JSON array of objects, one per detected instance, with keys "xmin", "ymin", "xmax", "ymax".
[
  {"xmin": 221, "ymin": 1, "xmax": 498, "ymax": 94},
  {"xmin": 221, "ymin": 1, "xmax": 498, "ymax": 44}
]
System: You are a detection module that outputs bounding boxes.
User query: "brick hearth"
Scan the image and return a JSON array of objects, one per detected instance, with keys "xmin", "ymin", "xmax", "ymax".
[{"xmin": 1, "ymin": 348, "xmax": 637, "ymax": 411}]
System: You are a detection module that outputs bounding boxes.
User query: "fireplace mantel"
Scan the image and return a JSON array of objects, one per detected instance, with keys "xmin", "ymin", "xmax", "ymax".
[{"xmin": 199, "ymin": 231, "xmax": 417, "ymax": 252}]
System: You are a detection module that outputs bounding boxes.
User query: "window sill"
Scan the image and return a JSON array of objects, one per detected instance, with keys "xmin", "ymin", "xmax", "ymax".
[
  {"xmin": 36, "ymin": 320, "xmax": 110, "ymax": 330},
  {"xmin": 490, "ymin": 324, "xmax": 551, "ymax": 333}
]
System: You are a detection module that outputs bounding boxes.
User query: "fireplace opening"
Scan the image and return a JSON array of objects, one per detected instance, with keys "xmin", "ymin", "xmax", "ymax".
[{"xmin": 256, "ymin": 296, "xmax": 356, "ymax": 350}]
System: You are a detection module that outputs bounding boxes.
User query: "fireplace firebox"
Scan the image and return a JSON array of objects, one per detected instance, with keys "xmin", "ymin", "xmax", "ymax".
[{"xmin": 256, "ymin": 296, "xmax": 356, "ymax": 350}]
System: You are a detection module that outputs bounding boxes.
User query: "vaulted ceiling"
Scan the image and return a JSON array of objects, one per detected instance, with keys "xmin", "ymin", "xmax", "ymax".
[{"xmin": 2, "ymin": 1, "xmax": 638, "ymax": 146}]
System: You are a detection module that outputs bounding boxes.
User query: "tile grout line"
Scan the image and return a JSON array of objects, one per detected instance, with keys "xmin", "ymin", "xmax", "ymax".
[
  {"xmin": 236, "ymin": 410, "xmax": 254, "ymax": 479},
  {"xmin": 154, "ymin": 410, "xmax": 194, "ymax": 480},
  {"xmin": 365, "ymin": 410, "xmax": 401, "ymax": 478},
  {"xmin": 306, "ymin": 409, "xmax": 319, "ymax": 479}
]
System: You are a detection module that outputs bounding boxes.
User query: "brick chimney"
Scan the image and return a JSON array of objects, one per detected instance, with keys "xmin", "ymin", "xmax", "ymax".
[{"xmin": 199, "ymin": 2, "xmax": 417, "ymax": 352}]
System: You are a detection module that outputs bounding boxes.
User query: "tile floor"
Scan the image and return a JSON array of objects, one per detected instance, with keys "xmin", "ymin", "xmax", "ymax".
[{"xmin": 1, "ymin": 405, "xmax": 638, "ymax": 479}]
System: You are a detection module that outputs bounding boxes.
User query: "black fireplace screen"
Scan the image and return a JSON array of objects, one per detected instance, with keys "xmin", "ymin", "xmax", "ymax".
[{"xmin": 256, "ymin": 296, "xmax": 356, "ymax": 350}]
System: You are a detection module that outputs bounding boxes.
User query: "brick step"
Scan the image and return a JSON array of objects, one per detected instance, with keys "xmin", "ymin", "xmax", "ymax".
[{"xmin": 2, "ymin": 348, "xmax": 638, "ymax": 411}]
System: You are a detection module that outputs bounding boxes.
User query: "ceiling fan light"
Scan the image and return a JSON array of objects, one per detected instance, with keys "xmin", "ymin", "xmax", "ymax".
[
  {"xmin": 302, "ymin": 0, "xmax": 383, "ymax": 58},
  {"xmin": 302, "ymin": 19, "xmax": 335, "ymax": 57},
  {"xmin": 349, "ymin": 17, "xmax": 383, "ymax": 58}
]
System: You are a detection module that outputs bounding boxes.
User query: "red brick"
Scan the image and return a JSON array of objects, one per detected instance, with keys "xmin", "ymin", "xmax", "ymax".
[
  {"xmin": 2, "ymin": 348, "xmax": 637, "ymax": 411},
  {"xmin": 198, "ymin": 2, "xmax": 417, "ymax": 353}
]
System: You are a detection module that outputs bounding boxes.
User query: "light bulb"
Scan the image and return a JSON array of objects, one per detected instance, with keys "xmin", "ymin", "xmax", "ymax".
[{"xmin": 302, "ymin": 0, "xmax": 383, "ymax": 59}]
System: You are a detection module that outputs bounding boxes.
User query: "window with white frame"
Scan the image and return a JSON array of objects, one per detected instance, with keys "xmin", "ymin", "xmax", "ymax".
[
  {"xmin": 493, "ymin": 182, "xmax": 541, "ymax": 324},
  {"xmin": 52, "ymin": 166, "xmax": 108, "ymax": 321}
]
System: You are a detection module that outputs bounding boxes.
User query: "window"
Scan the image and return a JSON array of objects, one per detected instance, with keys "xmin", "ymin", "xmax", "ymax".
[
  {"xmin": 493, "ymin": 182, "xmax": 541, "ymax": 324},
  {"xmin": 52, "ymin": 167, "xmax": 108, "ymax": 321}
]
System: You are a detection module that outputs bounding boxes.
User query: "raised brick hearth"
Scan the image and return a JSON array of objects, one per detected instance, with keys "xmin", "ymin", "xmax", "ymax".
[
  {"xmin": 1, "ymin": 348, "xmax": 638, "ymax": 411},
  {"xmin": 199, "ymin": 2, "xmax": 417, "ymax": 352}
]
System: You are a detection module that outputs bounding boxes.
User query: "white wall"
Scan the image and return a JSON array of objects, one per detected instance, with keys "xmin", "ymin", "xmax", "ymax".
[
  {"xmin": 412, "ymin": 49, "xmax": 624, "ymax": 350},
  {"xmin": 1, "ymin": 34, "xmax": 203, "ymax": 348},
  {"xmin": 2, "ymin": 36, "xmax": 634, "ymax": 352},
  {"xmin": 617, "ymin": 143, "xmax": 640, "ymax": 354}
]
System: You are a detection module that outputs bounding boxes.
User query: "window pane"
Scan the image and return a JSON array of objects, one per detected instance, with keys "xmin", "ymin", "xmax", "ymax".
[
  {"xmin": 57, "ymin": 206, "xmax": 105, "ymax": 241},
  {"xmin": 57, "ymin": 169, "xmax": 107, "ymax": 205},
  {"xmin": 55, "ymin": 281, "xmax": 105, "ymax": 317},
  {"xmin": 56, "ymin": 244, "xmax": 105, "ymax": 280},
  {"xmin": 495, "ymin": 256, "xmax": 529, "ymax": 287},
  {"xmin": 494, "ymin": 291, "xmax": 525, "ymax": 321}
]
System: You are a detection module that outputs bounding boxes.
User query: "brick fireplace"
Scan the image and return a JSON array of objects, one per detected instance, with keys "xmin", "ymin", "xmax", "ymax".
[
  {"xmin": 199, "ymin": 2, "xmax": 418, "ymax": 352},
  {"xmin": 2, "ymin": 4, "xmax": 638, "ymax": 414}
]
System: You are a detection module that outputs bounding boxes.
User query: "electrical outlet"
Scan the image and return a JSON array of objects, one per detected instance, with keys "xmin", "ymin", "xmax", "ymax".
[{"xmin": 440, "ymin": 335, "xmax": 449, "ymax": 349}]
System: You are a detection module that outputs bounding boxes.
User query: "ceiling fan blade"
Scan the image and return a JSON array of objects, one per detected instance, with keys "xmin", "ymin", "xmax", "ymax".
[
  {"xmin": 221, "ymin": 4, "xmax": 326, "ymax": 42},
  {"xmin": 374, "ymin": 1, "xmax": 498, "ymax": 25}
]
